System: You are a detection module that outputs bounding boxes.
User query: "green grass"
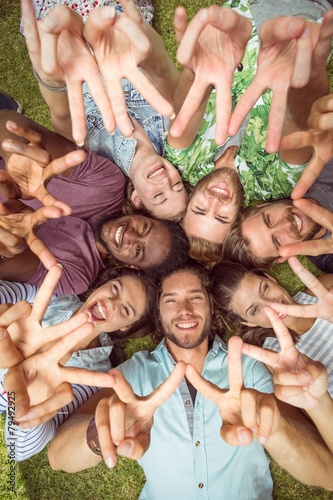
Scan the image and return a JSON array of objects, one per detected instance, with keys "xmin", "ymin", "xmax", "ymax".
[{"xmin": 1, "ymin": 1, "xmax": 333, "ymax": 499}]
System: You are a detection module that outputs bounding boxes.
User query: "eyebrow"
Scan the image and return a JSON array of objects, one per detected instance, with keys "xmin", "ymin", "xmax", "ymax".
[
  {"xmin": 137, "ymin": 223, "xmax": 153, "ymax": 262},
  {"xmin": 244, "ymin": 279, "xmax": 264, "ymax": 315},
  {"xmin": 261, "ymin": 212, "xmax": 279, "ymax": 252},
  {"xmin": 161, "ymin": 289, "xmax": 204, "ymax": 298},
  {"xmin": 118, "ymin": 279, "xmax": 136, "ymax": 317}
]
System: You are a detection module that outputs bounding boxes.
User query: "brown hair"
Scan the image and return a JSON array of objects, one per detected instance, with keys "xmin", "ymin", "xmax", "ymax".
[
  {"xmin": 187, "ymin": 234, "xmax": 223, "ymax": 264},
  {"xmin": 222, "ymin": 205, "xmax": 277, "ymax": 269},
  {"xmin": 210, "ymin": 261, "xmax": 298, "ymax": 346}
]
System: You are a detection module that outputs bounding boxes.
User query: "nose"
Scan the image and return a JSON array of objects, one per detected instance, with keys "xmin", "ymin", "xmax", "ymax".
[
  {"xmin": 177, "ymin": 299, "xmax": 194, "ymax": 317},
  {"xmin": 273, "ymin": 217, "xmax": 292, "ymax": 231},
  {"xmin": 122, "ymin": 226, "xmax": 143, "ymax": 246}
]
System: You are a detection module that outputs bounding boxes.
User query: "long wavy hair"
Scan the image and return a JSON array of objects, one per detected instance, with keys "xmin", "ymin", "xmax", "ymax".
[
  {"xmin": 79, "ymin": 265, "xmax": 157, "ymax": 364},
  {"xmin": 210, "ymin": 261, "xmax": 298, "ymax": 346}
]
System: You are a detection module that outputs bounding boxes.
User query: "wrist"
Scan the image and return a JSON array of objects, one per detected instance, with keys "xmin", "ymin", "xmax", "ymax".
[
  {"xmin": 86, "ymin": 417, "xmax": 102, "ymax": 456},
  {"xmin": 32, "ymin": 68, "xmax": 67, "ymax": 93}
]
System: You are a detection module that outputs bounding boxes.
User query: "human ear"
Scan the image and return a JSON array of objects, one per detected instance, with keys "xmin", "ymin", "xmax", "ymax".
[
  {"xmin": 131, "ymin": 190, "xmax": 143, "ymax": 209},
  {"xmin": 276, "ymin": 256, "xmax": 287, "ymax": 264},
  {"xmin": 240, "ymin": 320, "xmax": 258, "ymax": 328},
  {"xmin": 120, "ymin": 326, "xmax": 130, "ymax": 332}
]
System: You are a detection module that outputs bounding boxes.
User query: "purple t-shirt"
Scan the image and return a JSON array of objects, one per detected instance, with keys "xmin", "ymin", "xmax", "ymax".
[{"xmin": 0, "ymin": 151, "xmax": 125, "ymax": 294}]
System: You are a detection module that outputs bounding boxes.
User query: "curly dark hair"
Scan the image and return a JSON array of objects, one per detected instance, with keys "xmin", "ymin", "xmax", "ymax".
[
  {"xmin": 79, "ymin": 265, "xmax": 157, "ymax": 365},
  {"xmin": 210, "ymin": 261, "xmax": 298, "ymax": 346},
  {"xmin": 152, "ymin": 261, "xmax": 226, "ymax": 344}
]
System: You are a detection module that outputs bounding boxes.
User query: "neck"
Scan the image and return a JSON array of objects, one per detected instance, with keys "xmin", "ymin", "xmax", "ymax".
[
  {"xmin": 289, "ymin": 316, "xmax": 315, "ymax": 335},
  {"xmin": 166, "ymin": 337, "xmax": 209, "ymax": 373},
  {"xmin": 129, "ymin": 118, "xmax": 155, "ymax": 177},
  {"xmin": 214, "ymin": 145, "xmax": 238, "ymax": 170}
]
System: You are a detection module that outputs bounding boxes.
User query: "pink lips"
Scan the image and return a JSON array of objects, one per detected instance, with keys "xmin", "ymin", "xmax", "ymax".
[
  {"xmin": 88, "ymin": 300, "xmax": 108, "ymax": 322},
  {"xmin": 147, "ymin": 164, "xmax": 166, "ymax": 179}
]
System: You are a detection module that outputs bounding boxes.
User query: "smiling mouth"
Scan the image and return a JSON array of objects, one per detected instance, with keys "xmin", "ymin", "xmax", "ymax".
[
  {"xmin": 115, "ymin": 224, "xmax": 125, "ymax": 246},
  {"xmin": 293, "ymin": 214, "xmax": 302, "ymax": 234},
  {"xmin": 88, "ymin": 300, "xmax": 107, "ymax": 322},
  {"xmin": 147, "ymin": 165, "xmax": 166, "ymax": 179},
  {"xmin": 175, "ymin": 321, "xmax": 199, "ymax": 330},
  {"xmin": 208, "ymin": 185, "xmax": 230, "ymax": 198}
]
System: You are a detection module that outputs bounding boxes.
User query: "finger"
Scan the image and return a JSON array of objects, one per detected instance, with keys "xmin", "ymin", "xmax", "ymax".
[
  {"xmin": 148, "ymin": 361, "xmax": 186, "ymax": 408},
  {"xmin": 242, "ymin": 342, "xmax": 278, "ymax": 370},
  {"xmin": 5, "ymin": 120, "xmax": 44, "ymax": 148},
  {"xmin": 229, "ymin": 78, "xmax": 266, "ymax": 137},
  {"xmin": 290, "ymin": 25, "xmax": 312, "ymax": 88},
  {"xmin": 215, "ymin": 78, "xmax": 233, "ymax": 146},
  {"xmin": 43, "ymin": 322, "xmax": 95, "ymax": 361},
  {"xmin": 265, "ymin": 89, "xmax": 288, "ymax": 153},
  {"xmin": 268, "ymin": 301, "xmax": 315, "ymax": 320},
  {"xmin": 273, "ymin": 369, "xmax": 313, "ymax": 388},
  {"xmin": 21, "ymin": 0, "xmax": 43, "ymax": 71},
  {"xmin": 117, "ymin": 434, "xmax": 150, "ymax": 460},
  {"xmin": 185, "ymin": 363, "xmax": 223, "ymax": 403},
  {"xmin": 17, "ymin": 383, "xmax": 74, "ymax": 428},
  {"xmin": 220, "ymin": 423, "xmax": 253, "ymax": 446},
  {"xmin": 0, "ymin": 227, "xmax": 27, "ymax": 257},
  {"xmin": 291, "ymin": 156, "xmax": 325, "ymax": 200},
  {"xmin": 279, "ymin": 130, "xmax": 313, "ymax": 151},
  {"xmin": 170, "ymin": 78, "xmax": 211, "ymax": 138},
  {"xmin": 60, "ymin": 367, "xmax": 118, "ymax": 389},
  {"xmin": 259, "ymin": 16, "xmax": 305, "ymax": 49},
  {"xmin": 66, "ymin": 82, "xmax": 89, "ymax": 146},
  {"xmin": 3, "ymin": 366, "xmax": 30, "ymax": 420},
  {"xmin": 44, "ymin": 311, "xmax": 91, "ymax": 345},
  {"xmin": 83, "ymin": 6, "xmax": 116, "ymax": 43},
  {"xmin": 227, "ymin": 336, "xmax": 244, "ymax": 393},
  {"xmin": 31, "ymin": 263, "xmax": 62, "ymax": 321},
  {"xmin": 2, "ymin": 139, "xmax": 51, "ymax": 165},
  {"xmin": 34, "ymin": 187, "xmax": 71, "ymax": 216},
  {"xmin": 241, "ymin": 390, "xmax": 277, "ymax": 445},
  {"xmin": 0, "ymin": 327, "xmax": 24, "ymax": 368},
  {"xmin": 263, "ymin": 307, "xmax": 297, "ymax": 355},
  {"xmin": 176, "ymin": 8, "xmax": 208, "ymax": 66},
  {"xmin": 96, "ymin": 397, "xmax": 118, "ymax": 468},
  {"xmin": 0, "ymin": 300, "xmax": 31, "ymax": 328},
  {"xmin": 110, "ymin": 369, "xmax": 142, "ymax": 405},
  {"xmin": 47, "ymin": 149, "xmax": 87, "ymax": 177},
  {"xmin": 84, "ymin": 75, "xmax": 116, "ymax": 136},
  {"xmin": 279, "ymin": 238, "xmax": 332, "ymax": 259},
  {"xmin": 26, "ymin": 230, "xmax": 58, "ymax": 270},
  {"xmin": 104, "ymin": 78, "xmax": 134, "ymax": 138},
  {"xmin": 311, "ymin": 10, "xmax": 333, "ymax": 78},
  {"xmin": 0, "ymin": 199, "xmax": 28, "ymax": 215},
  {"xmin": 0, "ymin": 170, "xmax": 21, "ymax": 199},
  {"xmin": 174, "ymin": 6, "xmax": 187, "ymax": 45},
  {"xmin": 287, "ymin": 256, "xmax": 328, "ymax": 299},
  {"xmin": 108, "ymin": 395, "xmax": 126, "ymax": 445}
]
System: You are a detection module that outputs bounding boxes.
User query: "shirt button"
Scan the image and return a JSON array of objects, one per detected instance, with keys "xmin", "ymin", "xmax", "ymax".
[
  {"xmin": 198, "ymin": 483, "xmax": 204, "ymax": 489},
  {"xmin": 237, "ymin": 62, "xmax": 243, "ymax": 72},
  {"xmin": 195, "ymin": 441, "xmax": 200, "ymax": 447},
  {"xmin": 185, "ymin": 400, "xmax": 191, "ymax": 406},
  {"xmin": 89, "ymin": 115, "xmax": 96, "ymax": 122},
  {"xmin": 75, "ymin": 352, "xmax": 80, "ymax": 357}
]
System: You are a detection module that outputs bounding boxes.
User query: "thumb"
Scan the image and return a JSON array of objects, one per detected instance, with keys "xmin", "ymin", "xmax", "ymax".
[
  {"xmin": 148, "ymin": 361, "xmax": 186, "ymax": 408},
  {"xmin": 185, "ymin": 363, "xmax": 222, "ymax": 403}
]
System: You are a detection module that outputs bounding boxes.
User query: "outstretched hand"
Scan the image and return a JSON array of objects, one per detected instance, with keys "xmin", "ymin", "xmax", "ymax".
[
  {"xmin": 280, "ymin": 94, "xmax": 333, "ymax": 199},
  {"xmin": 2, "ymin": 119, "xmax": 86, "ymax": 213},
  {"xmin": 268, "ymin": 256, "xmax": 333, "ymax": 322},
  {"xmin": 170, "ymin": 5, "xmax": 251, "ymax": 145},
  {"xmin": 279, "ymin": 198, "xmax": 333, "ymax": 260},
  {"xmin": 186, "ymin": 336, "xmax": 279, "ymax": 446},
  {"xmin": 95, "ymin": 362, "xmax": 186, "ymax": 467},
  {"xmin": 242, "ymin": 306, "xmax": 328, "ymax": 410},
  {"xmin": 0, "ymin": 197, "xmax": 61, "ymax": 269},
  {"xmin": 229, "ymin": 10, "xmax": 333, "ymax": 153}
]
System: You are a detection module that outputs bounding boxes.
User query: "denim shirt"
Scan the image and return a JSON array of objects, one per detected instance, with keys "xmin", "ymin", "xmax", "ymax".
[
  {"xmin": 118, "ymin": 336, "xmax": 273, "ymax": 500},
  {"xmin": 84, "ymin": 79, "xmax": 169, "ymax": 177}
]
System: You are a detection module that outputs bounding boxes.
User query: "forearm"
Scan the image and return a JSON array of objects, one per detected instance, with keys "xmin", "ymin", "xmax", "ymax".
[
  {"xmin": 38, "ymin": 85, "xmax": 74, "ymax": 142},
  {"xmin": 307, "ymin": 392, "xmax": 333, "ymax": 454},
  {"xmin": 265, "ymin": 402, "xmax": 333, "ymax": 490}
]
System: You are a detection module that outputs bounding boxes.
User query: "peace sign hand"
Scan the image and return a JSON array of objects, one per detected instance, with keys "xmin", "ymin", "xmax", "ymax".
[
  {"xmin": 2, "ymin": 118, "xmax": 86, "ymax": 213},
  {"xmin": 242, "ymin": 306, "xmax": 328, "ymax": 410},
  {"xmin": 95, "ymin": 362, "xmax": 186, "ymax": 468},
  {"xmin": 186, "ymin": 336, "xmax": 279, "ymax": 446}
]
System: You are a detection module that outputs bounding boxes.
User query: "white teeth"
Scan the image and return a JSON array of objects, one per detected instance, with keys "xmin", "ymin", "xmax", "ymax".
[
  {"xmin": 293, "ymin": 214, "xmax": 302, "ymax": 233},
  {"xmin": 177, "ymin": 321, "xmax": 197, "ymax": 329},
  {"xmin": 115, "ymin": 226, "xmax": 123, "ymax": 245},
  {"xmin": 148, "ymin": 166, "xmax": 165, "ymax": 178},
  {"xmin": 97, "ymin": 301, "xmax": 106, "ymax": 320},
  {"xmin": 210, "ymin": 187, "xmax": 229, "ymax": 197}
]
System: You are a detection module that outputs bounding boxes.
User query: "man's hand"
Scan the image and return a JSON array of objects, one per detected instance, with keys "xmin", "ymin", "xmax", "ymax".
[
  {"xmin": 0, "ymin": 198, "xmax": 61, "ymax": 269},
  {"xmin": 268, "ymin": 256, "xmax": 333, "ymax": 322},
  {"xmin": 186, "ymin": 336, "xmax": 280, "ymax": 446},
  {"xmin": 280, "ymin": 94, "xmax": 333, "ymax": 199},
  {"xmin": 170, "ymin": 5, "xmax": 251, "ymax": 145},
  {"xmin": 242, "ymin": 306, "xmax": 329, "ymax": 411},
  {"xmin": 229, "ymin": 11, "xmax": 333, "ymax": 153},
  {"xmin": 2, "ymin": 119, "xmax": 85, "ymax": 213},
  {"xmin": 95, "ymin": 362, "xmax": 186, "ymax": 468},
  {"xmin": 279, "ymin": 198, "xmax": 333, "ymax": 260}
]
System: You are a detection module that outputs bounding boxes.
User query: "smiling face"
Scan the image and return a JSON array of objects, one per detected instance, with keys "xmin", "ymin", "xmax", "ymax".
[
  {"xmin": 183, "ymin": 168, "xmax": 244, "ymax": 244},
  {"xmin": 242, "ymin": 200, "xmax": 323, "ymax": 262},
  {"xmin": 131, "ymin": 154, "xmax": 188, "ymax": 220},
  {"xmin": 79, "ymin": 275, "xmax": 147, "ymax": 334},
  {"xmin": 159, "ymin": 271, "xmax": 211, "ymax": 349},
  {"xmin": 230, "ymin": 273, "xmax": 297, "ymax": 328},
  {"xmin": 97, "ymin": 214, "xmax": 171, "ymax": 269}
]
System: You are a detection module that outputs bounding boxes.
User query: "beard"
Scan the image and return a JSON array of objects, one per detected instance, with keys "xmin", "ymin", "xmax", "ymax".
[
  {"xmin": 161, "ymin": 317, "xmax": 211, "ymax": 349},
  {"xmin": 194, "ymin": 167, "xmax": 244, "ymax": 212},
  {"xmin": 94, "ymin": 211, "xmax": 124, "ymax": 254}
]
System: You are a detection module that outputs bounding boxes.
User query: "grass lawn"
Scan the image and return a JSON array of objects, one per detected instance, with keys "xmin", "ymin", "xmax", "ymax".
[{"xmin": 0, "ymin": 0, "xmax": 333, "ymax": 499}]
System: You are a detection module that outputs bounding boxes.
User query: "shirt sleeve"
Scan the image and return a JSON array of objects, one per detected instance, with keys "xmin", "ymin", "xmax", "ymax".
[{"xmin": 0, "ymin": 281, "xmax": 40, "ymax": 304}]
